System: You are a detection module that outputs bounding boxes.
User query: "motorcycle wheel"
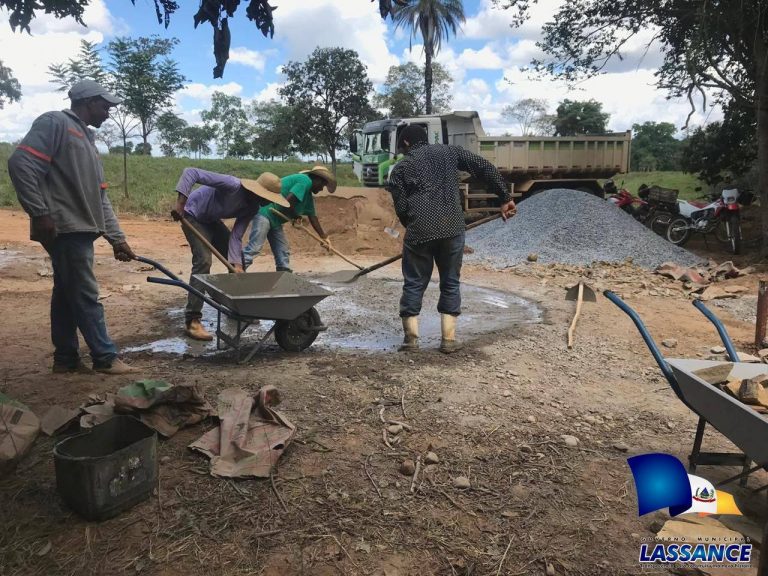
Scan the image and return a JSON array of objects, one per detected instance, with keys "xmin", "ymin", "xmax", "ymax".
[
  {"xmin": 714, "ymin": 220, "xmax": 730, "ymax": 244},
  {"xmin": 647, "ymin": 212, "xmax": 673, "ymax": 236},
  {"xmin": 727, "ymin": 214, "xmax": 742, "ymax": 255},
  {"xmin": 666, "ymin": 217, "xmax": 692, "ymax": 246}
]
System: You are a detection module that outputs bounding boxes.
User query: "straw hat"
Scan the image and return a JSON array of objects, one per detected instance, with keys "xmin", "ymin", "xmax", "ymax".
[
  {"xmin": 300, "ymin": 165, "xmax": 337, "ymax": 193},
  {"xmin": 240, "ymin": 173, "xmax": 289, "ymax": 207}
]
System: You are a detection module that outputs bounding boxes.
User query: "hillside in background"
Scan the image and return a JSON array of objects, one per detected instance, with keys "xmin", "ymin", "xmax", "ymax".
[{"xmin": 0, "ymin": 143, "xmax": 361, "ymax": 215}]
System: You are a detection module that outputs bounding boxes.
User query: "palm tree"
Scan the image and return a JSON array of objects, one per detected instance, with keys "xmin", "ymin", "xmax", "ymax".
[{"xmin": 392, "ymin": 0, "xmax": 465, "ymax": 115}]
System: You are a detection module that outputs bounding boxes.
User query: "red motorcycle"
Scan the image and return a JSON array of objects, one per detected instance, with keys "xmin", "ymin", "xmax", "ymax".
[{"xmin": 605, "ymin": 181, "xmax": 676, "ymax": 234}]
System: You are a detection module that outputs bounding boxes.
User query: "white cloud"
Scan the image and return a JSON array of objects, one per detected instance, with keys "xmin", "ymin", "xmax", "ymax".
[
  {"xmin": 456, "ymin": 46, "xmax": 504, "ymax": 69},
  {"xmin": 178, "ymin": 82, "xmax": 243, "ymax": 101},
  {"xmin": 228, "ymin": 47, "xmax": 275, "ymax": 72},
  {"xmin": 252, "ymin": 82, "xmax": 283, "ymax": 102},
  {"xmin": 272, "ymin": 0, "xmax": 399, "ymax": 83}
]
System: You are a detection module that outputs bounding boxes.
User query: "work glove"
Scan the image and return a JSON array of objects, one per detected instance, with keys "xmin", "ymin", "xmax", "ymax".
[
  {"xmin": 113, "ymin": 241, "xmax": 136, "ymax": 262},
  {"xmin": 30, "ymin": 215, "xmax": 57, "ymax": 246}
]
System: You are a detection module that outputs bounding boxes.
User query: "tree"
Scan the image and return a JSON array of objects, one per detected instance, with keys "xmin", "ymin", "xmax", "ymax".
[
  {"xmin": 200, "ymin": 91, "xmax": 252, "ymax": 158},
  {"xmin": 110, "ymin": 141, "xmax": 134, "ymax": 155},
  {"xmin": 493, "ymin": 0, "xmax": 768, "ymax": 244},
  {"xmin": 94, "ymin": 122, "xmax": 120, "ymax": 151},
  {"xmin": 182, "ymin": 125, "xmax": 214, "ymax": 159},
  {"xmin": 133, "ymin": 142, "xmax": 152, "ymax": 155},
  {"xmin": 0, "ymin": 60, "xmax": 21, "ymax": 109},
  {"xmin": 248, "ymin": 100, "xmax": 296, "ymax": 160},
  {"xmin": 107, "ymin": 36, "xmax": 186, "ymax": 151},
  {"xmin": 630, "ymin": 122, "xmax": 681, "ymax": 172},
  {"xmin": 392, "ymin": 0, "xmax": 465, "ymax": 114},
  {"xmin": 374, "ymin": 61, "xmax": 452, "ymax": 117},
  {"xmin": 501, "ymin": 98, "xmax": 553, "ymax": 136},
  {"xmin": 157, "ymin": 112, "xmax": 188, "ymax": 157},
  {"xmin": 681, "ymin": 105, "xmax": 757, "ymax": 186},
  {"xmin": 4, "ymin": 1, "xmax": 403, "ymax": 78},
  {"xmin": 552, "ymin": 99, "xmax": 609, "ymax": 136},
  {"xmin": 280, "ymin": 47, "xmax": 375, "ymax": 173}
]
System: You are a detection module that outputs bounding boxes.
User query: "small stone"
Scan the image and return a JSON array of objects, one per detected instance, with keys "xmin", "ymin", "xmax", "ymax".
[
  {"xmin": 612, "ymin": 443, "xmax": 629, "ymax": 452},
  {"xmin": 378, "ymin": 479, "xmax": 389, "ymax": 488},
  {"xmin": 160, "ymin": 456, "xmax": 171, "ymax": 464},
  {"xmin": 758, "ymin": 348, "xmax": 768, "ymax": 360},
  {"xmin": 738, "ymin": 352, "xmax": 761, "ymax": 363},
  {"xmin": 583, "ymin": 415, "xmax": 596, "ymax": 425},
  {"xmin": 502, "ymin": 390, "xmax": 512, "ymax": 397},
  {"xmin": 545, "ymin": 562, "xmax": 556, "ymax": 576},
  {"xmin": 453, "ymin": 476, "xmax": 471, "ymax": 489},
  {"xmin": 562, "ymin": 435, "xmax": 579, "ymax": 448},
  {"xmin": 666, "ymin": 422, "xmax": 675, "ymax": 430},
  {"xmin": 425, "ymin": 451, "xmax": 439, "ymax": 464},
  {"xmin": 527, "ymin": 415, "xmax": 536, "ymax": 423},
  {"xmin": 387, "ymin": 424, "xmax": 403, "ymax": 435},
  {"xmin": 399, "ymin": 459, "xmax": 415, "ymax": 476},
  {"xmin": 662, "ymin": 338, "xmax": 678, "ymax": 349},
  {"xmin": 519, "ymin": 444, "xmax": 533, "ymax": 453},
  {"xmin": 501, "ymin": 510, "xmax": 517, "ymax": 518},
  {"xmin": 711, "ymin": 345, "xmax": 726, "ymax": 354},
  {"xmin": 527, "ymin": 253, "xmax": 539, "ymax": 262}
]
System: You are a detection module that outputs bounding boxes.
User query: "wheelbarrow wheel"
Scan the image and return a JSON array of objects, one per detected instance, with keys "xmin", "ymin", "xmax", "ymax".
[{"xmin": 275, "ymin": 307, "xmax": 322, "ymax": 352}]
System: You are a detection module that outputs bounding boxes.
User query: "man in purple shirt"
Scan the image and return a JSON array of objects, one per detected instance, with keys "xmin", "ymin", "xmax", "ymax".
[{"xmin": 173, "ymin": 168, "xmax": 288, "ymax": 341}]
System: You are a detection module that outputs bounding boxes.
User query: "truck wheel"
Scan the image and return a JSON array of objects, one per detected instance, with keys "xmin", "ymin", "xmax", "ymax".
[{"xmin": 275, "ymin": 308, "xmax": 322, "ymax": 352}]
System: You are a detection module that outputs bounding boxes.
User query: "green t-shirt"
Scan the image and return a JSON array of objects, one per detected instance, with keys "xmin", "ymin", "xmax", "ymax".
[{"xmin": 259, "ymin": 173, "xmax": 317, "ymax": 228}]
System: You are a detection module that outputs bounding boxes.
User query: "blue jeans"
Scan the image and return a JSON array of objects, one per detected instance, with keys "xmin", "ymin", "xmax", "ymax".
[
  {"xmin": 400, "ymin": 232, "xmax": 464, "ymax": 317},
  {"xmin": 243, "ymin": 214, "xmax": 291, "ymax": 271},
  {"xmin": 44, "ymin": 233, "xmax": 118, "ymax": 367}
]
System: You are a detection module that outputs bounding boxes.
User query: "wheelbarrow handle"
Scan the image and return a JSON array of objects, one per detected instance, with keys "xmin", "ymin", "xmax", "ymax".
[
  {"xmin": 134, "ymin": 255, "xmax": 181, "ymax": 282},
  {"xmin": 604, "ymin": 290, "xmax": 690, "ymax": 407},
  {"xmin": 692, "ymin": 300, "xmax": 740, "ymax": 362},
  {"xmin": 146, "ymin": 276, "xmax": 232, "ymax": 316}
]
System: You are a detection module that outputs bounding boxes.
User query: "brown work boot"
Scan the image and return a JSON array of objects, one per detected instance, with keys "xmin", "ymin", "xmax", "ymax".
[
  {"xmin": 52, "ymin": 360, "xmax": 93, "ymax": 374},
  {"xmin": 398, "ymin": 316, "xmax": 419, "ymax": 352},
  {"xmin": 439, "ymin": 314, "xmax": 463, "ymax": 354},
  {"xmin": 185, "ymin": 319, "xmax": 213, "ymax": 341},
  {"xmin": 93, "ymin": 358, "xmax": 138, "ymax": 375}
]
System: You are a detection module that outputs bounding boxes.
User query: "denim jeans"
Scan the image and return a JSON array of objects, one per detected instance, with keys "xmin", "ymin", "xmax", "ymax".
[
  {"xmin": 44, "ymin": 232, "xmax": 118, "ymax": 367},
  {"xmin": 242, "ymin": 214, "xmax": 291, "ymax": 271},
  {"xmin": 182, "ymin": 214, "xmax": 230, "ymax": 324},
  {"xmin": 400, "ymin": 232, "xmax": 464, "ymax": 317}
]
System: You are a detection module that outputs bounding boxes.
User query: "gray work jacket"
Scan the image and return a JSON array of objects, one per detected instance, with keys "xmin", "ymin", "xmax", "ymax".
[{"xmin": 7, "ymin": 109, "xmax": 125, "ymax": 244}]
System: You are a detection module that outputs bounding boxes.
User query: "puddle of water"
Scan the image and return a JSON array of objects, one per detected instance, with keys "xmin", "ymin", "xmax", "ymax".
[
  {"xmin": 0, "ymin": 250, "xmax": 22, "ymax": 268},
  {"xmin": 127, "ymin": 276, "xmax": 542, "ymax": 356}
]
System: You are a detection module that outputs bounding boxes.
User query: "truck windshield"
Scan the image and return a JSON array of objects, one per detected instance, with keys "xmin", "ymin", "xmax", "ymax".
[{"xmin": 364, "ymin": 131, "xmax": 388, "ymax": 153}]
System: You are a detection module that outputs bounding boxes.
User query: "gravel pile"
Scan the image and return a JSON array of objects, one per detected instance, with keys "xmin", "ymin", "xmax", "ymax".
[{"xmin": 465, "ymin": 189, "xmax": 703, "ymax": 269}]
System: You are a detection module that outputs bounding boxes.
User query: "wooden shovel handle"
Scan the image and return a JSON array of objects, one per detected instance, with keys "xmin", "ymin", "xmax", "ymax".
[
  {"xmin": 179, "ymin": 215, "xmax": 237, "ymax": 273},
  {"xmin": 567, "ymin": 282, "xmax": 584, "ymax": 349},
  {"xmin": 269, "ymin": 208, "xmax": 364, "ymax": 270}
]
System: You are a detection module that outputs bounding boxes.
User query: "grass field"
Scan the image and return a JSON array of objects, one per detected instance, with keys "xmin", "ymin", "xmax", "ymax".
[
  {"xmin": 1, "ymin": 141, "xmax": 710, "ymax": 215},
  {"xmin": 0, "ymin": 143, "xmax": 361, "ymax": 215}
]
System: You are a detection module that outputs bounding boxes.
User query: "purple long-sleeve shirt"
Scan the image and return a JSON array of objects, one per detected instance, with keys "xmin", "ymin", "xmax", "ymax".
[{"xmin": 176, "ymin": 167, "xmax": 260, "ymax": 263}]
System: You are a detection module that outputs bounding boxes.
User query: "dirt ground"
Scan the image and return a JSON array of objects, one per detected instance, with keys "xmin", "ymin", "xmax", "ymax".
[{"xmin": 2, "ymin": 196, "xmax": 768, "ymax": 576}]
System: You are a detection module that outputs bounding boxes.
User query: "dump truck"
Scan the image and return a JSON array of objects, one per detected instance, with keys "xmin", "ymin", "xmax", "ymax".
[{"xmin": 350, "ymin": 111, "xmax": 631, "ymax": 213}]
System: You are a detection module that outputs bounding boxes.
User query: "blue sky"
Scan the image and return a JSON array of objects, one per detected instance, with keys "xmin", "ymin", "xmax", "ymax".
[{"xmin": 0, "ymin": 0, "xmax": 719, "ymax": 146}]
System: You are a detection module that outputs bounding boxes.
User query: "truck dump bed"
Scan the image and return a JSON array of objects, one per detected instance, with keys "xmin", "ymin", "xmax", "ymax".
[{"xmin": 477, "ymin": 131, "xmax": 631, "ymax": 178}]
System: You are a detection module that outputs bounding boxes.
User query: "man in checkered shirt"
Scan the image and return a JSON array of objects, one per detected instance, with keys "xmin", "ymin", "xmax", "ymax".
[{"xmin": 387, "ymin": 124, "xmax": 516, "ymax": 353}]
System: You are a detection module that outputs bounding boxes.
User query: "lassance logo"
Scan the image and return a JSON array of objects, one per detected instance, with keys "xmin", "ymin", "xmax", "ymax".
[{"xmin": 627, "ymin": 453, "xmax": 751, "ymax": 568}]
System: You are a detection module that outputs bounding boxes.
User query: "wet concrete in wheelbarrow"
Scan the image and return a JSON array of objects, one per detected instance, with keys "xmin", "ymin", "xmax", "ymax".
[{"xmin": 125, "ymin": 275, "xmax": 542, "ymax": 357}]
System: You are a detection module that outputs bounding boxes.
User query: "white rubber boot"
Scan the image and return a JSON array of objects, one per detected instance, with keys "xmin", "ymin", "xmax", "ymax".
[
  {"xmin": 398, "ymin": 316, "xmax": 419, "ymax": 351},
  {"xmin": 440, "ymin": 314, "xmax": 463, "ymax": 354}
]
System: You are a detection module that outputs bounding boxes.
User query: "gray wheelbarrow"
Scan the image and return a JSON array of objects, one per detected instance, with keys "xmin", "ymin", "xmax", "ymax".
[{"xmin": 136, "ymin": 256, "xmax": 331, "ymax": 362}]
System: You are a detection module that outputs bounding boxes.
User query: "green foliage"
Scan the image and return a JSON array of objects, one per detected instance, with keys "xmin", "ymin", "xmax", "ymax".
[
  {"xmin": 392, "ymin": 0, "xmax": 465, "ymax": 114},
  {"xmin": 553, "ymin": 99, "xmax": 609, "ymax": 136},
  {"xmin": 48, "ymin": 40, "xmax": 107, "ymax": 89},
  {"xmin": 248, "ymin": 100, "xmax": 296, "ymax": 160},
  {"xmin": 110, "ymin": 142, "xmax": 134, "ymax": 155},
  {"xmin": 0, "ymin": 60, "xmax": 21, "ymax": 109},
  {"xmin": 280, "ymin": 47, "xmax": 375, "ymax": 171},
  {"xmin": 201, "ymin": 92, "xmax": 252, "ymax": 158},
  {"xmin": 182, "ymin": 125, "xmax": 215, "ymax": 159},
  {"xmin": 501, "ymin": 98, "xmax": 554, "ymax": 136},
  {"xmin": 680, "ymin": 105, "xmax": 757, "ymax": 186},
  {"xmin": 156, "ymin": 112, "xmax": 188, "ymax": 157},
  {"xmin": 607, "ymin": 171, "xmax": 706, "ymax": 201},
  {"xmin": 107, "ymin": 36, "xmax": 186, "ymax": 148},
  {"xmin": 0, "ymin": 145, "xmax": 362, "ymax": 214},
  {"xmin": 630, "ymin": 122, "xmax": 681, "ymax": 171},
  {"xmin": 374, "ymin": 61, "xmax": 452, "ymax": 117}
]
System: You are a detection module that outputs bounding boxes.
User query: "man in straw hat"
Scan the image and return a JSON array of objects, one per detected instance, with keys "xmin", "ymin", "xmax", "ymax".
[
  {"xmin": 172, "ymin": 167, "xmax": 289, "ymax": 341},
  {"xmin": 243, "ymin": 165, "xmax": 337, "ymax": 272},
  {"xmin": 8, "ymin": 79, "xmax": 138, "ymax": 375}
]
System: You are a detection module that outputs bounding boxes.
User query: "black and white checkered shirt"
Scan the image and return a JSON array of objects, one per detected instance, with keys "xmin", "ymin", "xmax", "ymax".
[{"xmin": 388, "ymin": 142, "xmax": 511, "ymax": 245}]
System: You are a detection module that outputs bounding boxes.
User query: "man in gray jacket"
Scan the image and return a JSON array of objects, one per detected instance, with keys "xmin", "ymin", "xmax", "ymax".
[{"xmin": 8, "ymin": 80, "xmax": 137, "ymax": 375}]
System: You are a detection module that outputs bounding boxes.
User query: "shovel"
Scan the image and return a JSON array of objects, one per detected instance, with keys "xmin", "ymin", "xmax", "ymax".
[
  {"xmin": 269, "ymin": 208, "xmax": 365, "ymax": 270},
  {"xmin": 326, "ymin": 212, "xmax": 504, "ymax": 284},
  {"xmin": 565, "ymin": 281, "xmax": 597, "ymax": 349},
  {"xmin": 174, "ymin": 211, "xmax": 237, "ymax": 274},
  {"xmin": 384, "ymin": 218, "xmax": 400, "ymax": 239}
]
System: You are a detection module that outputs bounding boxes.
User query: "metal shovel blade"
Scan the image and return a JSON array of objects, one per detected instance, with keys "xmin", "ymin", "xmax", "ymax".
[
  {"xmin": 384, "ymin": 226, "xmax": 400, "ymax": 238},
  {"xmin": 565, "ymin": 282, "xmax": 597, "ymax": 302}
]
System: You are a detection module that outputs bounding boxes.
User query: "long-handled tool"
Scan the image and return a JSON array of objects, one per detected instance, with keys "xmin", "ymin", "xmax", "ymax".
[
  {"xmin": 269, "ymin": 207, "xmax": 364, "ymax": 270},
  {"xmin": 565, "ymin": 281, "xmax": 596, "ymax": 348},
  {"xmin": 174, "ymin": 212, "xmax": 237, "ymax": 274},
  {"xmin": 327, "ymin": 212, "xmax": 505, "ymax": 284}
]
